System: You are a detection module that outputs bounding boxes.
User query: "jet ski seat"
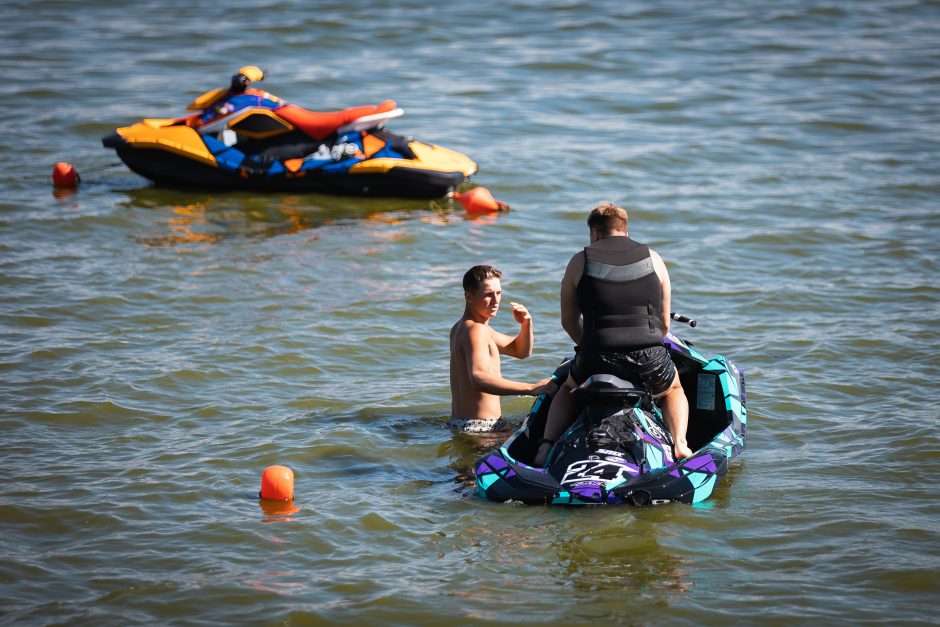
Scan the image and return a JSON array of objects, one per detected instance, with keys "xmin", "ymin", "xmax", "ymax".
[{"xmin": 275, "ymin": 100, "xmax": 398, "ymax": 141}]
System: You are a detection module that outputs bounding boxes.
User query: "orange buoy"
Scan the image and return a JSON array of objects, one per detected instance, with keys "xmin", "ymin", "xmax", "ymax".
[
  {"xmin": 52, "ymin": 162, "xmax": 79, "ymax": 188},
  {"xmin": 260, "ymin": 465, "xmax": 294, "ymax": 501},
  {"xmin": 453, "ymin": 186, "xmax": 507, "ymax": 213}
]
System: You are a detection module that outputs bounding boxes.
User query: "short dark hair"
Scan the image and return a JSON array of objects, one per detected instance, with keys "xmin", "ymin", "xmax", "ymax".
[
  {"xmin": 587, "ymin": 201, "xmax": 628, "ymax": 235},
  {"xmin": 462, "ymin": 264, "xmax": 502, "ymax": 292}
]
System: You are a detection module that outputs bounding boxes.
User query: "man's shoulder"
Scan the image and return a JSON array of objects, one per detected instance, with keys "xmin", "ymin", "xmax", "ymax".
[
  {"xmin": 451, "ymin": 318, "xmax": 470, "ymax": 341},
  {"xmin": 453, "ymin": 318, "xmax": 492, "ymax": 341},
  {"xmin": 647, "ymin": 247, "xmax": 666, "ymax": 266},
  {"xmin": 563, "ymin": 249, "xmax": 586, "ymax": 285},
  {"xmin": 466, "ymin": 319, "xmax": 493, "ymax": 336}
]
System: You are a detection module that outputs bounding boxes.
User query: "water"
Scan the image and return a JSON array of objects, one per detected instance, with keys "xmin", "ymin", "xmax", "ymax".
[{"xmin": 1, "ymin": 0, "xmax": 938, "ymax": 624}]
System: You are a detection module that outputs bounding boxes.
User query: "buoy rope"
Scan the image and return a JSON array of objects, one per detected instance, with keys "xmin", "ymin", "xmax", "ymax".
[{"xmin": 77, "ymin": 161, "xmax": 124, "ymax": 174}]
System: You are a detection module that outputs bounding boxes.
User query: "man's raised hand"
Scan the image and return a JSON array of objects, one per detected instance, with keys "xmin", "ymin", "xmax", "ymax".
[{"xmin": 509, "ymin": 301, "xmax": 532, "ymax": 325}]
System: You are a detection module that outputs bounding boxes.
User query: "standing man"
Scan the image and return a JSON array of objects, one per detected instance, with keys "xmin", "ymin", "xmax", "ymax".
[
  {"xmin": 534, "ymin": 202, "xmax": 692, "ymax": 465},
  {"xmin": 449, "ymin": 265, "xmax": 557, "ymax": 433}
]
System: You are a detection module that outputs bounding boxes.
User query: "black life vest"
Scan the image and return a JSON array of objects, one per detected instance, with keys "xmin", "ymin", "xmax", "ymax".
[{"xmin": 576, "ymin": 236, "xmax": 664, "ymax": 351}]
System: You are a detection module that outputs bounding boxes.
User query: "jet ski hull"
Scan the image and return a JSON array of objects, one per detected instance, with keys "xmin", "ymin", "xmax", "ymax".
[
  {"xmin": 474, "ymin": 335, "xmax": 747, "ymax": 506},
  {"xmin": 104, "ymin": 132, "xmax": 468, "ymax": 198}
]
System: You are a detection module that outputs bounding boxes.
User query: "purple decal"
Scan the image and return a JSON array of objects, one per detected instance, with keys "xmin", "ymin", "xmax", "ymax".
[
  {"xmin": 683, "ymin": 455, "xmax": 717, "ymax": 473},
  {"xmin": 663, "ymin": 334, "xmax": 683, "ymax": 351},
  {"xmin": 486, "ymin": 454, "xmax": 509, "ymax": 472}
]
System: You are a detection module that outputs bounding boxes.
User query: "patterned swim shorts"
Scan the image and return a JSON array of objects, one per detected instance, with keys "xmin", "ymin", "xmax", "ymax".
[
  {"xmin": 571, "ymin": 345, "xmax": 677, "ymax": 396},
  {"xmin": 447, "ymin": 417, "xmax": 508, "ymax": 433}
]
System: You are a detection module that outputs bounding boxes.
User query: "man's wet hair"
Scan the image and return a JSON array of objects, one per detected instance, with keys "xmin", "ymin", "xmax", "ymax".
[
  {"xmin": 587, "ymin": 201, "xmax": 628, "ymax": 236},
  {"xmin": 463, "ymin": 264, "xmax": 503, "ymax": 292}
]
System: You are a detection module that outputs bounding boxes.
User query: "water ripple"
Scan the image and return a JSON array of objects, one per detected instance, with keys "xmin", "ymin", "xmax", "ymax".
[{"xmin": 1, "ymin": 0, "xmax": 938, "ymax": 624}]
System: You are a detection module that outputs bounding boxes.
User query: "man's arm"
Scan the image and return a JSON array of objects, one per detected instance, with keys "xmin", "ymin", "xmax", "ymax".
[
  {"xmin": 491, "ymin": 302, "xmax": 533, "ymax": 359},
  {"xmin": 650, "ymin": 249, "xmax": 671, "ymax": 335},
  {"xmin": 465, "ymin": 324, "xmax": 543, "ymax": 395},
  {"xmin": 560, "ymin": 252, "xmax": 584, "ymax": 345}
]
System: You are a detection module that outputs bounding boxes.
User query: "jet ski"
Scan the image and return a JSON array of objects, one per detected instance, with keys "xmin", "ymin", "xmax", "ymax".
[
  {"xmin": 474, "ymin": 316, "xmax": 747, "ymax": 506},
  {"xmin": 102, "ymin": 66, "xmax": 477, "ymax": 198}
]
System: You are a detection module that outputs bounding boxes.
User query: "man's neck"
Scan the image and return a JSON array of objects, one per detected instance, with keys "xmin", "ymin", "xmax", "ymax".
[
  {"xmin": 593, "ymin": 230, "xmax": 628, "ymax": 242},
  {"xmin": 463, "ymin": 306, "xmax": 491, "ymax": 325}
]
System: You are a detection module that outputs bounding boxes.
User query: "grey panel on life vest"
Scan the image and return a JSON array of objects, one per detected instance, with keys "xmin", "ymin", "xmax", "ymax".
[{"xmin": 584, "ymin": 257, "xmax": 654, "ymax": 282}]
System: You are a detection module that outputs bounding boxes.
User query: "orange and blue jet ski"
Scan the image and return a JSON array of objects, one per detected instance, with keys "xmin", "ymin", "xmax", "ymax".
[{"xmin": 102, "ymin": 66, "xmax": 477, "ymax": 198}]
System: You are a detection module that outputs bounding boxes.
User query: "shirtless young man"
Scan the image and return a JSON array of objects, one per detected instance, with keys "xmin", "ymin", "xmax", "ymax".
[{"xmin": 449, "ymin": 265, "xmax": 557, "ymax": 433}]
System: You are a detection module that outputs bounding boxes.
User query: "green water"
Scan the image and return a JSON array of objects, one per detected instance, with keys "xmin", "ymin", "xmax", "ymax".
[{"xmin": 1, "ymin": 1, "xmax": 938, "ymax": 624}]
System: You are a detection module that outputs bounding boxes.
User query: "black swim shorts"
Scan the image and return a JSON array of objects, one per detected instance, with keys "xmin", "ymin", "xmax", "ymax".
[{"xmin": 570, "ymin": 345, "xmax": 676, "ymax": 396}]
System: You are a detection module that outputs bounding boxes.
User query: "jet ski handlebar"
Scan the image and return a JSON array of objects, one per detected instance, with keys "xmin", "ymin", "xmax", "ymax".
[{"xmin": 670, "ymin": 312, "xmax": 697, "ymax": 327}]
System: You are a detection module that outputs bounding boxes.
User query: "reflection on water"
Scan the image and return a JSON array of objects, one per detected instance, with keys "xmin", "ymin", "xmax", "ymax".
[
  {"xmin": 134, "ymin": 201, "xmax": 223, "ymax": 246},
  {"xmin": 556, "ymin": 516, "xmax": 688, "ymax": 597},
  {"xmin": 115, "ymin": 187, "xmax": 501, "ymax": 246},
  {"xmin": 439, "ymin": 425, "xmax": 517, "ymax": 488},
  {"xmin": 52, "ymin": 187, "xmax": 80, "ymax": 202},
  {"xmin": 118, "ymin": 187, "xmax": 452, "ymax": 245},
  {"xmin": 258, "ymin": 498, "xmax": 303, "ymax": 519}
]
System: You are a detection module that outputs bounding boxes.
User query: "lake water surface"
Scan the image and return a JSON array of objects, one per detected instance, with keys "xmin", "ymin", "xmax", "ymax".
[{"xmin": 1, "ymin": 1, "xmax": 938, "ymax": 624}]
